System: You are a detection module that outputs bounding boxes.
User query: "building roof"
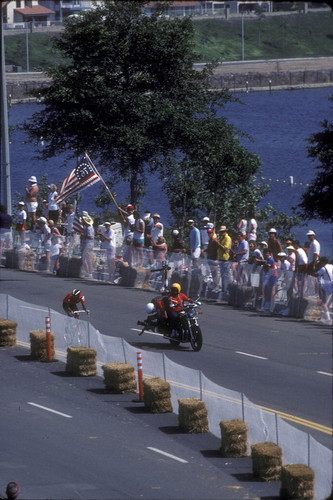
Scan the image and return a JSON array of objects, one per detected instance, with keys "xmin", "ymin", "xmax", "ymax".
[{"xmin": 15, "ymin": 6, "xmax": 55, "ymax": 16}]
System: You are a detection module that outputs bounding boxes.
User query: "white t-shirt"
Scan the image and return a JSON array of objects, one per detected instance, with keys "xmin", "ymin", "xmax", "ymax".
[
  {"xmin": 17, "ymin": 209, "xmax": 27, "ymax": 224},
  {"xmin": 307, "ymin": 239, "xmax": 320, "ymax": 264},
  {"xmin": 48, "ymin": 191, "xmax": 59, "ymax": 211},
  {"xmin": 124, "ymin": 214, "xmax": 135, "ymax": 240},
  {"xmin": 279, "ymin": 259, "xmax": 291, "ymax": 271},
  {"xmin": 101, "ymin": 228, "xmax": 115, "ymax": 250},
  {"xmin": 151, "ymin": 223, "xmax": 163, "ymax": 243},
  {"xmin": 317, "ymin": 264, "xmax": 333, "ymax": 284},
  {"xmin": 296, "ymin": 247, "xmax": 308, "ymax": 265},
  {"xmin": 66, "ymin": 212, "xmax": 75, "ymax": 233}
]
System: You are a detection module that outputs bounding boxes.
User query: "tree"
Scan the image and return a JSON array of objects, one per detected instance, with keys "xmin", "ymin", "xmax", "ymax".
[
  {"xmin": 23, "ymin": 0, "xmax": 230, "ymax": 205},
  {"xmin": 296, "ymin": 95, "xmax": 333, "ymax": 223},
  {"xmin": 162, "ymin": 113, "xmax": 266, "ymax": 230}
]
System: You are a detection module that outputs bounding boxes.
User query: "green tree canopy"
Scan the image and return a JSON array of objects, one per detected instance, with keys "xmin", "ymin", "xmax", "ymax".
[
  {"xmin": 296, "ymin": 95, "xmax": 333, "ymax": 223},
  {"xmin": 23, "ymin": 0, "xmax": 230, "ymax": 204}
]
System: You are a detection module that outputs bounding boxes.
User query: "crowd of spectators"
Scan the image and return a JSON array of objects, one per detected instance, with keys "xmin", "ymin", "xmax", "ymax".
[{"xmin": 0, "ymin": 177, "xmax": 331, "ymax": 323}]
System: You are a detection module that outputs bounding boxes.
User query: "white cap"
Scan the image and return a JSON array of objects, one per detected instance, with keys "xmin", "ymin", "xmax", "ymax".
[
  {"xmin": 187, "ymin": 219, "xmax": 194, "ymax": 224},
  {"xmin": 278, "ymin": 252, "xmax": 287, "ymax": 257},
  {"xmin": 306, "ymin": 230, "xmax": 316, "ymax": 236},
  {"xmin": 172, "ymin": 229, "xmax": 179, "ymax": 236},
  {"xmin": 18, "ymin": 201, "xmax": 25, "ymax": 205},
  {"xmin": 38, "ymin": 217, "xmax": 47, "ymax": 223},
  {"xmin": 202, "ymin": 216, "xmax": 210, "ymax": 221},
  {"xmin": 104, "ymin": 221, "xmax": 111, "ymax": 225},
  {"xmin": 28, "ymin": 176, "xmax": 37, "ymax": 183},
  {"xmin": 260, "ymin": 241, "xmax": 268, "ymax": 246},
  {"xmin": 82, "ymin": 211, "xmax": 89, "ymax": 216},
  {"xmin": 268, "ymin": 228, "xmax": 277, "ymax": 233},
  {"xmin": 205, "ymin": 223, "xmax": 214, "ymax": 229}
]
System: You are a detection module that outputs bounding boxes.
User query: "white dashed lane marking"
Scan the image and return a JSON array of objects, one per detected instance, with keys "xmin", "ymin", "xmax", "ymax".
[
  {"xmin": 147, "ymin": 447, "xmax": 188, "ymax": 463},
  {"xmin": 236, "ymin": 351, "xmax": 268, "ymax": 360},
  {"xmin": 28, "ymin": 402, "xmax": 72, "ymax": 418}
]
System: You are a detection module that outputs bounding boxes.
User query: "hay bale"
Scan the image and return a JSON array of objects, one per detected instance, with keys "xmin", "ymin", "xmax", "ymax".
[
  {"xmin": 102, "ymin": 362, "xmax": 136, "ymax": 393},
  {"xmin": 30, "ymin": 330, "xmax": 55, "ymax": 360},
  {"xmin": 220, "ymin": 419, "xmax": 248, "ymax": 457},
  {"xmin": 143, "ymin": 377, "xmax": 172, "ymax": 413},
  {"xmin": 251, "ymin": 441, "xmax": 282, "ymax": 481},
  {"xmin": 178, "ymin": 398, "xmax": 209, "ymax": 433},
  {"xmin": 280, "ymin": 464, "xmax": 315, "ymax": 500},
  {"xmin": 66, "ymin": 346, "xmax": 97, "ymax": 376},
  {"xmin": 18, "ymin": 249, "xmax": 36, "ymax": 271},
  {"xmin": 0, "ymin": 319, "xmax": 18, "ymax": 347}
]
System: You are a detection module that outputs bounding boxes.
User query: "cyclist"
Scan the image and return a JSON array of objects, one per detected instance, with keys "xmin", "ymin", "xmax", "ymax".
[{"xmin": 63, "ymin": 289, "xmax": 89, "ymax": 317}]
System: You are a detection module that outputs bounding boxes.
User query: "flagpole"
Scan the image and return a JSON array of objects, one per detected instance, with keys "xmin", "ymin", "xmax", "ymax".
[{"xmin": 85, "ymin": 152, "xmax": 126, "ymax": 223}]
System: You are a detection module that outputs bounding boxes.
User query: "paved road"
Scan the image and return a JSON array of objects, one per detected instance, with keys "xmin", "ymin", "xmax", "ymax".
[
  {"xmin": 1, "ymin": 268, "xmax": 332, "ymax": 451},
  {"xmin": 2, "ymin": 345, "xmax": 282, "ymax": 500}
]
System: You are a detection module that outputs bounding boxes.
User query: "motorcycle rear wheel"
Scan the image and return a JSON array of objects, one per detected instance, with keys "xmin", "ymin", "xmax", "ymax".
[{"xmin": 190, "ymin": 325, "xmax": 203, "ymax": 352}]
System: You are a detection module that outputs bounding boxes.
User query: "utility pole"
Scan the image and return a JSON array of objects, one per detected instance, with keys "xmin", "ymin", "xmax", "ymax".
[
  {"xmin": 1, "ymin": 12, "xmax": 12, "ymax": 213},
  {"xmin": 241, "ymin": 14, "xmax": 245, "ymax": 61}
]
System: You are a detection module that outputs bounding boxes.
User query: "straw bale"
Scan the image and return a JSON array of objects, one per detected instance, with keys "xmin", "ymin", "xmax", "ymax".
[
  {"xmin": 280, "ymin": 464, "xmax": 315, "ymax": 500},
  {"xmin": 143, "ymin": 377, "xmax": 172, "ymax": 413},
  {"xmin": 30, "ymin": 330, "xmax": 55, "ymax": 360},
  {"xmin": 219, "ymin": 419, "xmax": 248, "ymax": 457},
  {"xmin": 66, "ymin": 346, "xmax": 97, "ymax": 376},
  {"xmin": 0, "ymin": 319, "xmax": 17, "ymax": 347},
  {"xmin": 102, "ymin": 362, "xmax": 137, "ymax": 393},
  {"xmin": 178, "ymin": 398, "xmax": 209, "ymax": 433},
  {"xmin": 251, "ymin": 441, "xmax": 282, "ymax": 481},
  {"xmin": 18, "ymin": 249, "xmax": 36, "ymax": 271}
]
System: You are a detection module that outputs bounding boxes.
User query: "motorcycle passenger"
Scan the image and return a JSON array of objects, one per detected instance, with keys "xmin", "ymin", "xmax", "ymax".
[
  {"xmin": 166, "ymin": 283, "xmax": 193, "ymax": 336},
  {"xmin": 63, "ymin": 289, "xmax": 89, "ymax": 317}
]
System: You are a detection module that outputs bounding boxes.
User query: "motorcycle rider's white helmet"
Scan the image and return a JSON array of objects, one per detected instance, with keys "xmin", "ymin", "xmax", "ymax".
[{"xmin": 146, "ymin": 303, "xmax": 156, "ymax": 314}]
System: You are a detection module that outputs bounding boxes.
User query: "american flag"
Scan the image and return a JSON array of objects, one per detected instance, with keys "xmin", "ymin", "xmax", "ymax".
[
  {"xmin": 72, "ymin": 214, "xmax": 84, "ymax": 234},
  {"xmin": 56, "ymin": 153, "xmax": 101, "ymax": 204}
]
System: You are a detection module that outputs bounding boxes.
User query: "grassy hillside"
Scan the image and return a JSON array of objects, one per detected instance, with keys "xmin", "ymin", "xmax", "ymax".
[
  {"xmin": 4, "ymin": 11, "xmax": 333, "ymax": 71},
  {"xmin": 193, "ymin": 12, "xmax": 333, "ymax": 62},
  {"xmin": 5, "ymin": 33, "xmax": 63, "ymax": 71}
]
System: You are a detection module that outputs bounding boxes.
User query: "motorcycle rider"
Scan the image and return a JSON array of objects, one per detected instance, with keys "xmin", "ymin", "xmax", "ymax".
[{"xmin": 166, "ymin": 283, "xmax": 193, "ymax": 336}]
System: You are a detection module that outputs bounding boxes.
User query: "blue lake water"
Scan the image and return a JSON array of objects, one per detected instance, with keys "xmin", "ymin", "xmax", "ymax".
[{"xmin": 8, "ymin": 86, "xmax": 333, "ymax": 257}]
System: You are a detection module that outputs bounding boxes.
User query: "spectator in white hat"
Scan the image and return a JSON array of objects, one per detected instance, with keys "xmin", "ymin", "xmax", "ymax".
[
  {"xmin": 97, "ymin": 221, "xmax": 116, "ymax": 283},
  {"xmin": 201, "ymin": 217, "xmax": 210, "ymax": 253},
  {"xmin": 188, "ymin": 219, "xmax": 201, "ymax": 268},
  {"xmin": 306, "ymin": 230, "xmax": 320, "ymax": 275},
  {"xmin": 16, "ymin": 201, "xmax": 27, "ymax": 245},
  {"xmin": 47, "ymin": 184, "xmax": 60, "ymax": 224},
  {"xmin": 316, "ymin": 257, "xmax": 333, "ymax": 324},
  {"xmin": 267, "ymin": 228, "xmax": 282, "ymax": 260},
  {"xmin": 151, "ymin": 213, "xmax": 164, "ymax": 244},
  {"xmin": 24, "ymin": 175, "xmax": 39, "ymax": 230},
  {"xmin": 277, "ymin": 252, "xmax": 290, "ymax": 271},
  {"xmin": 286, "ymin": 246, "xmax": 296, "ymax": 272},
  {"xmin": 37, "ymin": 216, "xmax": 51, "ymax": 270}
]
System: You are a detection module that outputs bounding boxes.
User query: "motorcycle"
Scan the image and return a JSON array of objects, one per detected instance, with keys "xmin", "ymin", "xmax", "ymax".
[{"xmin": 137, "ymin": 296, "xmax": 203, "ymax": 352}]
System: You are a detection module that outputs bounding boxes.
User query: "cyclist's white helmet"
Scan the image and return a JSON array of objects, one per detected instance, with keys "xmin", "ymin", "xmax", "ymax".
[
  {"xmin": 146, "ymin": 303, "xmax": 156, "ymax": 314},
  {"xmin": 72, "ymin": 289, "xmax": 81, "ymax": 296}
]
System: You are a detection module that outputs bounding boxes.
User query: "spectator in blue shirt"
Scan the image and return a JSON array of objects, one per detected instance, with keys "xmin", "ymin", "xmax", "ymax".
[{"xmin": 188, "ymin": 219, "xmax": 201, "ymax": 268}]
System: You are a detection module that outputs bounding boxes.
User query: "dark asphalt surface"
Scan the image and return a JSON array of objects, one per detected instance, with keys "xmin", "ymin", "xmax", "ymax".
[
  {"xmin": 1, "ymin": 345, "xmax": 281, "ymax": 500},
  {"xmin": 0, "ymin": 267, "xmax": 332, "ymax": 499},
  {"xmin": 1, "ymin": 268, "xmax": 331, "ymax": 446}
]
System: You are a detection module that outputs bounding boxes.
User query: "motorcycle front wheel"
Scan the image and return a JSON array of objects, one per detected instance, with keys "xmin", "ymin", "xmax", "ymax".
[{"xmin": 190, "ymin": 325, "xmax": 203, "ymax": 352}]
